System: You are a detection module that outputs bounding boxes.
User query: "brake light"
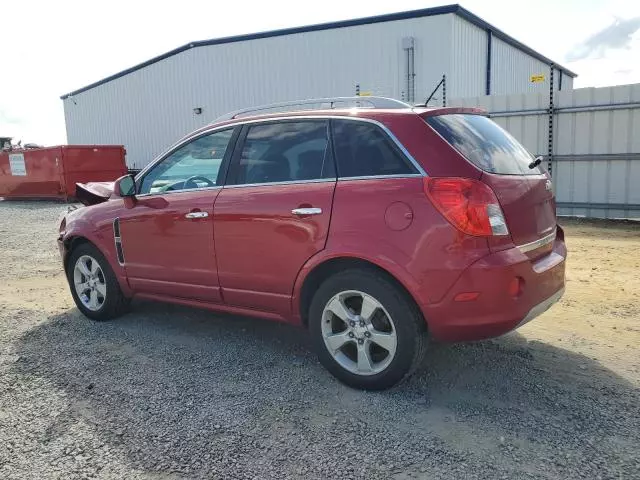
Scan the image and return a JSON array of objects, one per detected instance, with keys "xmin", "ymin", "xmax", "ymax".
[{"xmin": 424, "ymin": 177, "xmax": 509, "ymax": 237}]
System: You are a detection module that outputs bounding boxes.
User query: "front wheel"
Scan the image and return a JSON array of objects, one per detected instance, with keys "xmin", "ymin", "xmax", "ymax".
[
  {"xmin": 309, "ymin": 269, "xmax": 427, "ymax": 390},
  {"xmin": 66, "ymin": 243, "xmax": 130, "ymax": 321}
]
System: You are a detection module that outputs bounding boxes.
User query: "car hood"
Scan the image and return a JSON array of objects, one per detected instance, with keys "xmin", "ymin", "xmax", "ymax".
[{"xmin": 76, "ymin": 182, "xmax": 115, "ymax": 206}]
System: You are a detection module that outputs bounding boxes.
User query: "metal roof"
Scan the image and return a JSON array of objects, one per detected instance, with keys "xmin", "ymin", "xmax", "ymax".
[{"xmin": 60, "ymin": 4, "xmax": 577, "ymax": 100}]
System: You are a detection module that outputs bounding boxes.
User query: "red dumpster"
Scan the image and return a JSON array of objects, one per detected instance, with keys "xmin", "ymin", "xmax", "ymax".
[{"xmin": 0, "ymin": 145, "xmax": 127, "ymax": 200}]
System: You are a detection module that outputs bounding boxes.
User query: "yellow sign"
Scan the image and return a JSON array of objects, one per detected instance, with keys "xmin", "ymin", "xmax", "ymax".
[
  {"xmin": 358, "ymin": 91, "xmax": 372, "ymax": 96},
  {"xmin": 530, "ymin": 74, "xmax": 545, "ymax": 83}
]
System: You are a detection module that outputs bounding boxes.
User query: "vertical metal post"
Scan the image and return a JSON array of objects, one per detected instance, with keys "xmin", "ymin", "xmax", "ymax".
[
  {"xmin": 410, "ymin": 48, "xmax": 416, "ymax": 103},
  {"xmin": 407, "ymin": 50, "xmax": 411, "ymax": 102},
  {"xmin": 547, "ymin": 65, "xmax": 555, "ymax": 177},
  {"xmin": 558, "ymin": 70, "xmax": 563, "ymax": 91},
  {"xmin": 442, "ymin": 74, "xmax": 447, "ymax": 107},
  {"xmin": 485, "ymin": 30, "xmax": 492, "ymax": 95},
  {"xmin": 402, "ymin": 37, "xmax": 416, "ymax": 103}
]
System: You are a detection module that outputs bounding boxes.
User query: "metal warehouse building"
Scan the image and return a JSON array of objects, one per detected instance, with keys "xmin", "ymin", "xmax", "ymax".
[{"xmin": 61, "ymin": 4, "xmax": 577, "ymax": 170}]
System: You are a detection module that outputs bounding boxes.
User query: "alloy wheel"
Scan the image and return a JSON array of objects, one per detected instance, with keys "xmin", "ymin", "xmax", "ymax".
[
  {"xmin": 320, "ymin": 290, "xmax": 398, "ymax": 376},
  {"xmin": 73, "ymin": 255, "xmax": 107, "ymax": 311}
]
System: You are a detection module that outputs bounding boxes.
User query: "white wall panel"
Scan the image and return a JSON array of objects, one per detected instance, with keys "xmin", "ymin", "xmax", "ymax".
[
  {"xmin": 449, "ymin": 16, "xmax": 487, "ymax": 98},
  {"xmin": 64, "ymin": 15, "xmax": 452, "ymax": 169},
  {"xmin": 63, "ymin": 12, "xmax": 575, "ymax": 170},
  {"xmin": 562, "ymin": 75, "xmax": 573, "ymax": 90},
  {"xmin": 490, "ymin": 37, "xmax": 553, "ymax": 95}
]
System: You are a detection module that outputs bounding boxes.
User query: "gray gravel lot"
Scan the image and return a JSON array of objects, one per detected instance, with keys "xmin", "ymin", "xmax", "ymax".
[{"xmin": 0, "ymin": 201, "xmax": 638, "ymax": 479}]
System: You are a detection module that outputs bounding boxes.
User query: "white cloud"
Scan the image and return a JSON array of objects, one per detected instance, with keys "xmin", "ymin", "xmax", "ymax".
[{"xmin": 566, "ymin": 17, "xmax": 640, "ymax": 62}]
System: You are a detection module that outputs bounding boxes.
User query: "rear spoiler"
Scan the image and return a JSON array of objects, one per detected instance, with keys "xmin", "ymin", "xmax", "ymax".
[{"xmin": 419, "ymin": 107, "xmax": 487, "ymax": 118}]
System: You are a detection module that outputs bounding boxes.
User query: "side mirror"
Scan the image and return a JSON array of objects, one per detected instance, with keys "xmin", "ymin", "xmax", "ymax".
[{"xmin": 114, "ymin": 174, "xmax": 136, "ymax": 197}]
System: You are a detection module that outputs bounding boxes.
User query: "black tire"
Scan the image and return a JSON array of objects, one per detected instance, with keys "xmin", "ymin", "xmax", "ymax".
[
  {"xmin": 309, "ymin": 269, "xmax": 427, "ymax": 390},
  {"xmin": 66, "ymin": 243, "xmax": 130, "ymax": 321}
]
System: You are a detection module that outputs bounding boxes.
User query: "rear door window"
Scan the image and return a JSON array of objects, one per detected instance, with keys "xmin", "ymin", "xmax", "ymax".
[
  {"xmin": 426, "ymin": 114, "xmax": 542, "ymax": 175},
  {"xmin": 332, "ymin": 120, "xmax": 417, "ymax": 178},
  {"xmin": 229, "ymin": 121, "xmax": 334, "ymax": 185}
]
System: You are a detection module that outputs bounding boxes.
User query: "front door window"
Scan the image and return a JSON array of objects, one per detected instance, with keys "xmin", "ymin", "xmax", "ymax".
[{"xmin": 139, "ymin": 129, "xmax": 234, "ymax": 194}]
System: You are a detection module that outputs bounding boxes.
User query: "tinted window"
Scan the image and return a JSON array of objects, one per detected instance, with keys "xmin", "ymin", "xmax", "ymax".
[
  {"xmin": 332, "ymin": 120, "xmax": 415, "ymax": 178},
  {"xmin": 140, "ymin": 129, "xmax": 234, "ymax": 194},
  {"xmin": 426, "ymin": 114, "xmax": 542, "ymax": 175},
  {"xmin": 231, "ymin": 121, "xmax": 333, "ymax": 185}
]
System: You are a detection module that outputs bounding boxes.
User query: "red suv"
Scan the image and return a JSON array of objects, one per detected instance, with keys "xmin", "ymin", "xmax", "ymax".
[{"xmin": 58, "ymin": 97, "xmax": 566, "ymax": 390}]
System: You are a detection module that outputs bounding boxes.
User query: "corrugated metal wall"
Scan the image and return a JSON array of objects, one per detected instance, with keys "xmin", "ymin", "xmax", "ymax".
[
  {"xmin": 491, "ymin": 37, "xmax": 554, "ymax": 95},
  {"xmin": 63, "ymin": 12, "xmax": 576, "ymax": 169},
  {"xmin": 562, "ymin": 75, "xmax": 574, "ymax": 90},
  {"xmin": 64, "ymin": 15, "xmax": 453, "ymax": 169},
  {"xmin": 449, "ymin": 16, "xmax": 487, "ymax": 98},
  {"xmin": 554, "ymin": 85, "xmax": 640, "ymax": 219},
  {"xmin": 451, "ymin": 84, "xmax": 640, "ymax": 220}
]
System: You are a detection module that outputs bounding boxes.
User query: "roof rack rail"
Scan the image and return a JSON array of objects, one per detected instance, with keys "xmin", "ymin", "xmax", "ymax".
[{"xmin": 216, "ymin": 96, "xmax": 410, "ymax": 121}]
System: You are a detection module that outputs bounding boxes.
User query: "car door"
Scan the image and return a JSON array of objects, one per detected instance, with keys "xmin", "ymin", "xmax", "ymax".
[
  {"xmin": 214, "ymin": 120, "xmax": 336, "ymax": 315},
  {"xmin": 119, "ymin": 127, "xmax": 239, "ymax": 302}
]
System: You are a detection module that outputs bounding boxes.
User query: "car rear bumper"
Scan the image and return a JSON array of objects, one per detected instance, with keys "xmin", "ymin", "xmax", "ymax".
[
  {"xmin": 423, "ymin": 231, "xmax": 567, "ymax": 342},
  {"xmin": 515, "ymin": 286, "xmax": 565, "ymax": 328}
]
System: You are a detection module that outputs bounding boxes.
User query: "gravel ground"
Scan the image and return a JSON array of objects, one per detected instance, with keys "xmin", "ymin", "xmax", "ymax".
[{"xmin": 0, "ymin": 200, "xmax": 639, "ymax": 480}]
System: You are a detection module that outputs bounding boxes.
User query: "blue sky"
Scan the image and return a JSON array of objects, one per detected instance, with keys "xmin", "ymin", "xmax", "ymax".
[{"xmin": 1, "ymin": 0, "xmax": 638, "ymax": 146}]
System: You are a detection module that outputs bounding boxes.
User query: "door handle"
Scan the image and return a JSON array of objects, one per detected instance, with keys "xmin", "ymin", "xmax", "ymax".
[
  {"xmin": 291, "ymin": 207, "xmax": 322, "ymax": 216},
  {"xmin": 185, "ymin": 211, "xmax": 209, "ymax": 219}
]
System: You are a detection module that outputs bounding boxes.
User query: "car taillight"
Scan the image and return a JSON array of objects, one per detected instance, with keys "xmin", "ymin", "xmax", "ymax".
[{"xmin": 424, "ymin": 177, "xmax": 509, "ymax": 237}]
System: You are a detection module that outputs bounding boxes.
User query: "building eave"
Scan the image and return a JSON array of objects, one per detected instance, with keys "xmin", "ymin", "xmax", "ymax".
[{"xmin": 60, "ymin": 4, "xmax": 576, "ymax": 100}]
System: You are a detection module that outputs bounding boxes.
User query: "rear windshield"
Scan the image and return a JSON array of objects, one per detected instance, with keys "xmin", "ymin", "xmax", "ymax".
[{"xmin": 426, "ymin": 114, "xmax": 543, "ymax": 175}]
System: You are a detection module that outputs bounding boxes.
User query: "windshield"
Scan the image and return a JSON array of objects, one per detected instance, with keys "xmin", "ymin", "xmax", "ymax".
[{"xmin": 426, "ymin": 114, "xmax": 543, "ymax": 175}]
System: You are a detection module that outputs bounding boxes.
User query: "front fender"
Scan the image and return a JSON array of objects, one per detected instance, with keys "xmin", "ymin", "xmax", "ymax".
[{"xmin": 61, "ymin": 211, "xmax": 133, "ymax": 297}]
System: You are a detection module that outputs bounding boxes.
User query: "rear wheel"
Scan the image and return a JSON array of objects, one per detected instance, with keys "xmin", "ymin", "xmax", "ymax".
[
  {"xmin": 309, "ymin": 269, "xmax": 427, "ymax": 390},
  {"xmin": 66, "ymin": 243, "xmax": 129, "ymax": 321}
]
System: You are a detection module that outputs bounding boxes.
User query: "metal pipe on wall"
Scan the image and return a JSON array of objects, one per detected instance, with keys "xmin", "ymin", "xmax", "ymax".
[
  {"xmin": 485, "ymin": 30, "xmax": 492, "ymax": 95},
  {"xmin": 557, "ymin": 202, "xmax": 640, "ymax": 211},
  {"xmin": 402, "ymin": 37, "xmax": 415, "ymax": 103},
  {"xmin": 558, "ymin": 103, "xmax": 640, "ymax": 114},
  {"xmin": 548, "ymin": 64, "xmax": 555, "ymax": 176},
  {"xmin": 489, "ymin": 102, "xmax": 640, "ymax": 117}
]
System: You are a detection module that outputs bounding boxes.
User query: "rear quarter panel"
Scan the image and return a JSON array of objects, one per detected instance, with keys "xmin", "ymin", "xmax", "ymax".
[{"xmin": 293, "ymin": 177, "xmax": 490, "ymax": 322}]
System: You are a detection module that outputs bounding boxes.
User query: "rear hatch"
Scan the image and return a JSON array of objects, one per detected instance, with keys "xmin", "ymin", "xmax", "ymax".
[{"xmin": 424, "ymin": 113, "xmax": 556, "ymax": 248}]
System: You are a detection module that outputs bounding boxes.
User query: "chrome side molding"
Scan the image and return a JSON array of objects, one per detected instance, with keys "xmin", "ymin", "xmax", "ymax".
[{"xmin": 517, "ymin": 229, "xmax": 556, "ymax": 254}]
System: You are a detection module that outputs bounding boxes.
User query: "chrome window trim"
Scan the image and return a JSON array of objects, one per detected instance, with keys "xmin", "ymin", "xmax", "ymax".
[
  {"xmin": 135, "ymin": 185, "xmax": 222, "ymax": 198},
  {"xmin": 134, "ymin": 115, "xmax": 428, "ymax": 187},
  {"xmin": 337, "ymin": 173, "xmax": 423, "ymax": 182},
  {"xmin": 223, "ymin": 178, "xmax": 336, "ymax": 189},
  {"xmin": 220, "ymin": 174, "xmax": 422, "ymax": 189},
  {"xmin": 516, "ymin": 229, "xmax": 557, "ymax": 254}
]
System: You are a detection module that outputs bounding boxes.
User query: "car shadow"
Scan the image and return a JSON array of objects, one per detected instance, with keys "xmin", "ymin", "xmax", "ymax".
[{"xmin": 11, "ymin": 301, "xmax": 639, "ymax": 478}]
